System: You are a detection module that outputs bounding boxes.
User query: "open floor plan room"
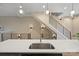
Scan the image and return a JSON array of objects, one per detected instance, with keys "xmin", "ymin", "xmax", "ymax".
[{"xmin": 0, "ymin": 3, "xmax": 79, "ymax": 56}]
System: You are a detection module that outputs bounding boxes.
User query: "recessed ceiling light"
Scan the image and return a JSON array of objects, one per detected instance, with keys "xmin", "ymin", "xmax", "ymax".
[
  {"xmin": 19, "ymin": 9, "xmax": 23, "ymax": 14},
  {"xmin": 19, "ymin": 5, "xmax": 22, "ymax": 8},
  {"xmin": 46, "ymin": 10, "xmax": 49, "ymax": 14},
  {"xmin": 64, "ymin": 7, "xmax": 67, "ymax": 10},
  {"xmin": 42, "ymin": 5, "xmax": 46, "ymax": 9}
]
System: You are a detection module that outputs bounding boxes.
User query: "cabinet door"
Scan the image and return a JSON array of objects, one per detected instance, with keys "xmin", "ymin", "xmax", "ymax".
[{"xmin": 63, "ymin": 52, "xmax": 79, "ymax": 56}]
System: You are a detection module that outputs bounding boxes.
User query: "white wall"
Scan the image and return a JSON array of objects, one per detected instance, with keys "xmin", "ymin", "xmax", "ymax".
[
  {"xmin": 0, "ymin": 16, "xmax": 41, "ymax": 39},
  {"xmin": 58, "ymin": 17, "xmax": 79, "ymax": 39},
  {"xmin": 0, "ymin": 16, "xmax": 52, "ymax": 39},
  {"xmin": 59, "ymin": 17, "xmax": 72, "ymax": 31},
  {"xmin": 72, "ymin": 17, "xmax": 79, "ymax": 37},
  {"xmin": 34, "ymin": 13, "xmax": 68, "ymax": 39},
  {"xmin": 34, "ymin": 13, "xmax": 49, "ymax": 24},
  {"xmin": 1, "ymin": 15, "xmax": 79, "ymax": 40},
  {"xmin": 34, "ymin": 13, "xmax": 79, "ymax": 39},
  {"xmin": 0, "ymin": 16, "xmax": 39, "ymax": 33}
]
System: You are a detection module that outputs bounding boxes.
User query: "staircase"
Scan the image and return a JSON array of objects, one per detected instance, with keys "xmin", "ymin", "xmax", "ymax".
[{"xmin": 33, "ymin": 13, "xmax": 71, "ymax": 39}]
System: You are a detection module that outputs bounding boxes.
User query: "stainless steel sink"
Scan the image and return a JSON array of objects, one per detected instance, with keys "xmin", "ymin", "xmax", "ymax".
[{"xmin": 29, "ymin": 43, "xmax": 55, "ymax": 49}]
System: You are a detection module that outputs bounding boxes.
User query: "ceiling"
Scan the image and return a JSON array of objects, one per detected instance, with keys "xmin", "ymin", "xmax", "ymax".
[{"xmin": 0, "ymin": 3, "xmax": 79, "ymax": 16}]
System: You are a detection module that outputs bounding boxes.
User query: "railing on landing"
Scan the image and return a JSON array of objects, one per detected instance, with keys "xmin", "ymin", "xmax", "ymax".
[{"xmin": 49, "ymin": 16, "xmax": 71, "ymax": 39}]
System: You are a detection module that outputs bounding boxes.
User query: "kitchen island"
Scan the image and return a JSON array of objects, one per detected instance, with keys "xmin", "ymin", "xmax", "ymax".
[{"xmin": 0, "ymin": 39, "xmax": 79, "ymax": 56}]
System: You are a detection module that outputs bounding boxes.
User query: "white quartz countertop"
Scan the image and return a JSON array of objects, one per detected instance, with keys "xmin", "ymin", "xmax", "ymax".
[{"xmin": 0, "ymin": 39, "xmax": 79, "ymax": 53}]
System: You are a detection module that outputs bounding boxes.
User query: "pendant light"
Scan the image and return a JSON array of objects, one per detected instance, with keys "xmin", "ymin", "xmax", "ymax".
[
  {"xmin": 46, "ymin": 3, "xmax": 49, "ymax": 14},
  {"xmin": 19, "ymin": 3, "xmax": 24, "ymax": 14},
  {"xmin": 19, "ymin": 5, "xmax": 22, "ymax": 8},
  {"xmin": 42, "ymin": 5, "xmax": 46, "ymax": 9},
  {"xmin": 70, "ymin": 3, "xmax": 75, "ymax": 17}
]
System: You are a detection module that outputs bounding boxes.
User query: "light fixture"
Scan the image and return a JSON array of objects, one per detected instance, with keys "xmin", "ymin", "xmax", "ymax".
[
  {"xmin": 46, "ymin": 10, "xmax": 49, "ymax": 14},
  {"xmin": 19, "ymin": 9, "xmax": 23, "ymax": 14},
  {"xmin": 29, "ymin": 24, "xmax": 33, "ymax": 30},
  {"xmin": 64, "ymin": 7, "xmax": 67, "ymax": 10},
  {"xmin": 19, "ymin": 3, "xmax": 24, "ymax": 14},
  {"xmin": 52, "ymin": 34, "xmax": 56, "ymax": 37},
  {"xmin": 17, "ymin": 34, "xmax": 21, "ymax": 39},
  {"xmin": 70, "ymin": 3, "xmax": 75, "ymax": 17},
  {"xmin": 70, "ymin": 10, "xmax": 75, "ymax": 15},
  {"xmin": 41, "ymin": 24, "xmax": 45, "ymax": 30},
  {"xmin": 19, "ymin": 5, "xmax": 22, "ymax": 8},
  {"xmin": 58, "ymin": 15, "xmax": 63, "ymax": 20},
  {"xmin": 42, "ymin": 5, "xmax": 46, "ymax": 9},
  {"xmin": 18, "ymin": 34, "xmax": 20, "ymax": 36},
  {"xmin": 45, "ymin": 3, "xmax": 49, "ymax": 14},
  {"xmin": 29, "ymin": 24, "xmax": 33, "ymax": 33}
]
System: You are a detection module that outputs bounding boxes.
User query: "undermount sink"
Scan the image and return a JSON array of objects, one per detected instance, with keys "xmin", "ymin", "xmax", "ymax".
[{"xmin": 29, "ymin": 43, "xmax": 55, "ymax": 49}]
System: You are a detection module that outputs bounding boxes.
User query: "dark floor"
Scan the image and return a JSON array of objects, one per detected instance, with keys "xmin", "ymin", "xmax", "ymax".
[{"xmin": 0, "ymin": 53, "xmax": 62, "ymax": 56}]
